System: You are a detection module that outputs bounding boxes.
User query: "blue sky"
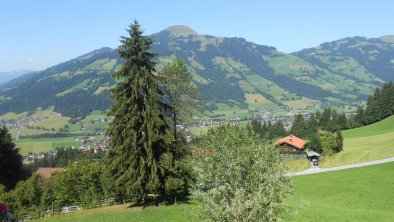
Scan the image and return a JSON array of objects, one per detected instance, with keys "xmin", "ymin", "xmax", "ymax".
[{"xmin": 1, "ymin": 0, "xmax": 393, "ymax": 71}]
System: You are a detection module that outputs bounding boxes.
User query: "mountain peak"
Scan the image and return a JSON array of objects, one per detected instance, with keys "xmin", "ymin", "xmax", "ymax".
[
  {"xmin": 379, "ymin": 35, "xmax": 394, "ymax": 43},
  {"xmin": 162, "ymin": 25, "xmax": 198, "ymax": 37}
]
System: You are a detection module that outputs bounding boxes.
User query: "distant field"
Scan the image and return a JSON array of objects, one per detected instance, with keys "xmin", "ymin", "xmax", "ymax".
[
  {"xmin": 16, "ymin": 142, "xmax": 53, "ymax": 155},
  {"xmin": 285, "ymin": 162, "xmax": 394, "ymax": 221},
  {"xmin": 189, "ymin": 126, "xmax": 210, "ymax": 135},
  {"xmin": 32, "ymin": 115, "xmax": 69, "ymax": 130},
  {"xmin": 15, "ymin": 137, "xmax": 82, "ymax": 155},
  {"xmin": 245, "ymin": 93, "xmax": 271, "ymax": 104},
  {"xmin": 283, "ymin": 99, "xmax": 317, "ymax": 109},
  {"xmin": 320, "ymin": 115, "xmax": 394, "ymax": 167}
]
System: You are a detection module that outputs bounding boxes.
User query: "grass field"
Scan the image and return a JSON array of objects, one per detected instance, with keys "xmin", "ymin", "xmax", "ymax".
[
  {"xmin": 286, "ymin": 159, "xmax": 310, "ymax": 172},
  {"xmin": 32, "ymin": 115, "xmax": 70, "ymax": 130},
  {"xmin": 34, "ymin": 162, "xmax": 394, "ymax": 222},
  {"xmin": 282, "ymin": 99, "xmax": 318, "ymax": 109},
  {"xmin": 36, "ymin": 201, "xmax": 200, "ymax": 222},
  {"xmin": 16, "ymin": 137, "xmax": 82, "ymax": 155},
  {"xmin": 320, "ymin": 115, "xmax": 394, "ymax": 167},
  {"xmin": 244, "ymin": 93, "xmax": 279, "ymax": 109},
  {"xmin": 342, "ymin": 115, "xmax": 394, "ymax": 138},
  {"xmin": 285, "ymin": 162, "xmax": 394, "ymax": 221},
  {"xmin": 16, "ymin": 142, "xmax": 53, "ymax": 155}
]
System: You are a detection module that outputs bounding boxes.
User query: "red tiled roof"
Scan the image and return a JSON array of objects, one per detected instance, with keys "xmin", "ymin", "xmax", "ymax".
[{"xmin": 275, "ymin": 135, "xmax": 306, "ymax": 150}]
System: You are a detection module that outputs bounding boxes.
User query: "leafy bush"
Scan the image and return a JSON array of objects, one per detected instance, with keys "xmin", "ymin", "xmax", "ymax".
[
  {"xmin": 319, "ymin": 130, "xmax": 343, "ymax": 155},
  {"xmin": 193, "ymin": 125, "xmax": 293, "ymax": 221}
]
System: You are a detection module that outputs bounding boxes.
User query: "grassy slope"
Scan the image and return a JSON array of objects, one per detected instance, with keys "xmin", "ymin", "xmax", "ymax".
[
  {"xmin": 320, "ymin": 115, "xmax": 394, "ymax": 167},
  {"xmin": 189, "ymin": 116, "xmax": 394, "ymax": 172},
  {"xmin": 286, "ymin": 162, "xmax": 394, "ymax": 221},
  {"xmin": 343, "ymin": 115, "xmax": 394, "ymax": 138},
  {"xmin": 35, "ymin": 162, "xmax": 394, "ymax": 222},
  {"xmin": 36, "ymin": 202, "xmax": 200, "ymax": 222}
]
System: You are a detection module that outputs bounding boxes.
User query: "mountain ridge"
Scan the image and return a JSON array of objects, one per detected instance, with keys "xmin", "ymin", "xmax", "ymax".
[
  {"xmin": 0, "ymin": 70, "xmax": 36, "ymax": 85},
  {"xmin": 1, "ymin": 26, "xmax": 393, "ymax": 119}
]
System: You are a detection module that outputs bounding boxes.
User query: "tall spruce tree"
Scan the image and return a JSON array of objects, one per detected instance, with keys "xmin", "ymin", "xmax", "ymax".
[
  {"xmin": 307, "ymin": 132, "xmax": 323, "ymax": 153},
  {"xmin": 105, "ymin": 21, "xmax": 174, "ymax": 203},
  {"xmin": 290, "ymin": 114, "xmax": 307, "ymax": 138},
  {"xmin": 353, "ymin": 106, "xmax": 365, "ymax": 127}
]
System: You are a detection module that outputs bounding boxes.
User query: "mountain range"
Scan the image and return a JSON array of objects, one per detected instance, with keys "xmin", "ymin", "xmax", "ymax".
[
  {"xmin": 1, "ymin": 25, "xmax": 393, "ymax": 119},
  {"xmin": 0, "ymin": 70, "xmax": 35, "ymax": 84}
]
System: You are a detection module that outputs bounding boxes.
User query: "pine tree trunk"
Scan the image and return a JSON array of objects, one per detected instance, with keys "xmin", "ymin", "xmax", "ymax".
[{"xmin": 173, "ymin": 109, "xmax": 177, "ymax": 141}]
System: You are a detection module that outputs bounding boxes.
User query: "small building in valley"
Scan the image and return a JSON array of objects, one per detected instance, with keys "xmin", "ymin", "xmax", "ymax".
[{"xmin": 275, "ymin": 135, "xmax": 306, "ymax": 152}]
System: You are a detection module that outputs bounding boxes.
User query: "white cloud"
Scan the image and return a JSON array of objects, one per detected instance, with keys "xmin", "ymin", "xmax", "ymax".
[{"xmin": 20, "ymin": 57, "xmax": 35, "ymax": 63}]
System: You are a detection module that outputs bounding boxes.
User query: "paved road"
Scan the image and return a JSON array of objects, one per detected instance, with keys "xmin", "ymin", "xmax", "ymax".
[{"xmin": 286, "ymin": 157, "xmax": 394, "ymax": 176}]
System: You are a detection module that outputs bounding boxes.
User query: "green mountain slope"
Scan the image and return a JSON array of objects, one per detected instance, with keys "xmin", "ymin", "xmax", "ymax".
[
  {"xmin": 320, "ymin": 115, "xmax": 394, "ymax": 167},
  {"xmin": 293, "ymin": 36, "xmax": 394, "ymax": 100},
  {"xmin": 1, "ymin": 26, "xmax": 393, "ymax": 118},
  {"xmin": 342, "ymin": 115, "xmax": 394, "ymax": 138}
]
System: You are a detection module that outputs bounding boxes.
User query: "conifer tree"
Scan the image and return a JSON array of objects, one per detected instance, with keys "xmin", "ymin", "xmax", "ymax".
[
  {"xmin": 307, "ymin": 132, "xmax": 323, "ymax": 153},
  {"xmin": 290, "ymin": 114, "xmax": 307, "ymax": 138},
  {"xmin": 158, "ymin": 57, "xmax": 200, "ymax": 141},
  {"xmin": 105, "ymin": 21, "xmax": 174, "ymax": 203},
  {"xmin": 353, "ymin": 106, "xmax": 365, "ymax": 127},
  {"xmin": 250, "ymin": 119, "xmax": 262, "ymax": 134},
  {"xmin": 337, "ymin": 112, "xmax": 349, "ymax": 130},
  {"xmin": 358, "ymin": 82, "xmax": 394, "ymax": 126},
  {"xmin": 269, "ymin": 120, "xmax": 287, "ymax": 139},
  {"xmin": 335, "ymin": 130, "xmax": 343, "ymax": 153},
  {"xmin": 0, "ymin": 127, "xmax": 23, "ymax": 190}
]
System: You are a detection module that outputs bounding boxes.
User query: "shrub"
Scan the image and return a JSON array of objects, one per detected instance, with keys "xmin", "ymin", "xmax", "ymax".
[{"xmin": 193, "ymin": 125, "xmax": 293, "ymax": 221}]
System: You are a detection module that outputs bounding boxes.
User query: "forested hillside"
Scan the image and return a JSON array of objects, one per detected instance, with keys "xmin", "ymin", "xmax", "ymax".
[{"xmin": 0, "ymin": 26, "xmax": 392, "ymax": 118}]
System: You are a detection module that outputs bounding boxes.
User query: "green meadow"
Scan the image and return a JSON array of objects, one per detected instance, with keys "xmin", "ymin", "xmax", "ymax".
[
  {"xmin": 286, "ymin": 162, "xmax": 394, "ymax": 221},
  {"xmin": 16, "ymin": 137, "xmax": 82, "ymax": 155},
  {"xmin": 34, "ymin": 162, "xmax": 394, "ymax": 222},
  {"xmin": 320, "ymin": 115, "xmax": 394, "ymax": 167},
  {"xmin": 36, "ymin": 201, "xmax": 200, "ymax": 222}
]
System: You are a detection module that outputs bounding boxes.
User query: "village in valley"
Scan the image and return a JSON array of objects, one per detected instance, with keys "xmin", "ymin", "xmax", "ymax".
[{"xmin": 0, "ymin": 106, "xmax": 321, "ymax": 165}]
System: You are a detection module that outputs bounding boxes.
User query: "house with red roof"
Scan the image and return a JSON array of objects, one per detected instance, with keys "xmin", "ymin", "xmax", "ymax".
[{"xmin": 275, "ymin": 135, "xmax": 306, "ymax": 152}]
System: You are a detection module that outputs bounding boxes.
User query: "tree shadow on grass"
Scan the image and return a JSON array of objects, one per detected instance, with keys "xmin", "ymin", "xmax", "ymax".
[{"xmin": 126, "ymin": 195, "xmax": 193, "ymax": 209}]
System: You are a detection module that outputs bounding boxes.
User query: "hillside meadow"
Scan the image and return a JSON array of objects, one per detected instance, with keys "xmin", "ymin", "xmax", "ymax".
[
  {"xmin": 285, "ymin": 162, "xmax": 394, "ymax": 221},
  {"xmin": 320, "ymin": 115, "xmax": 394, "ymax": 167},
  {"xmin": 34, "ymin": 162, "xmax": 394, "ymax": 222}
]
